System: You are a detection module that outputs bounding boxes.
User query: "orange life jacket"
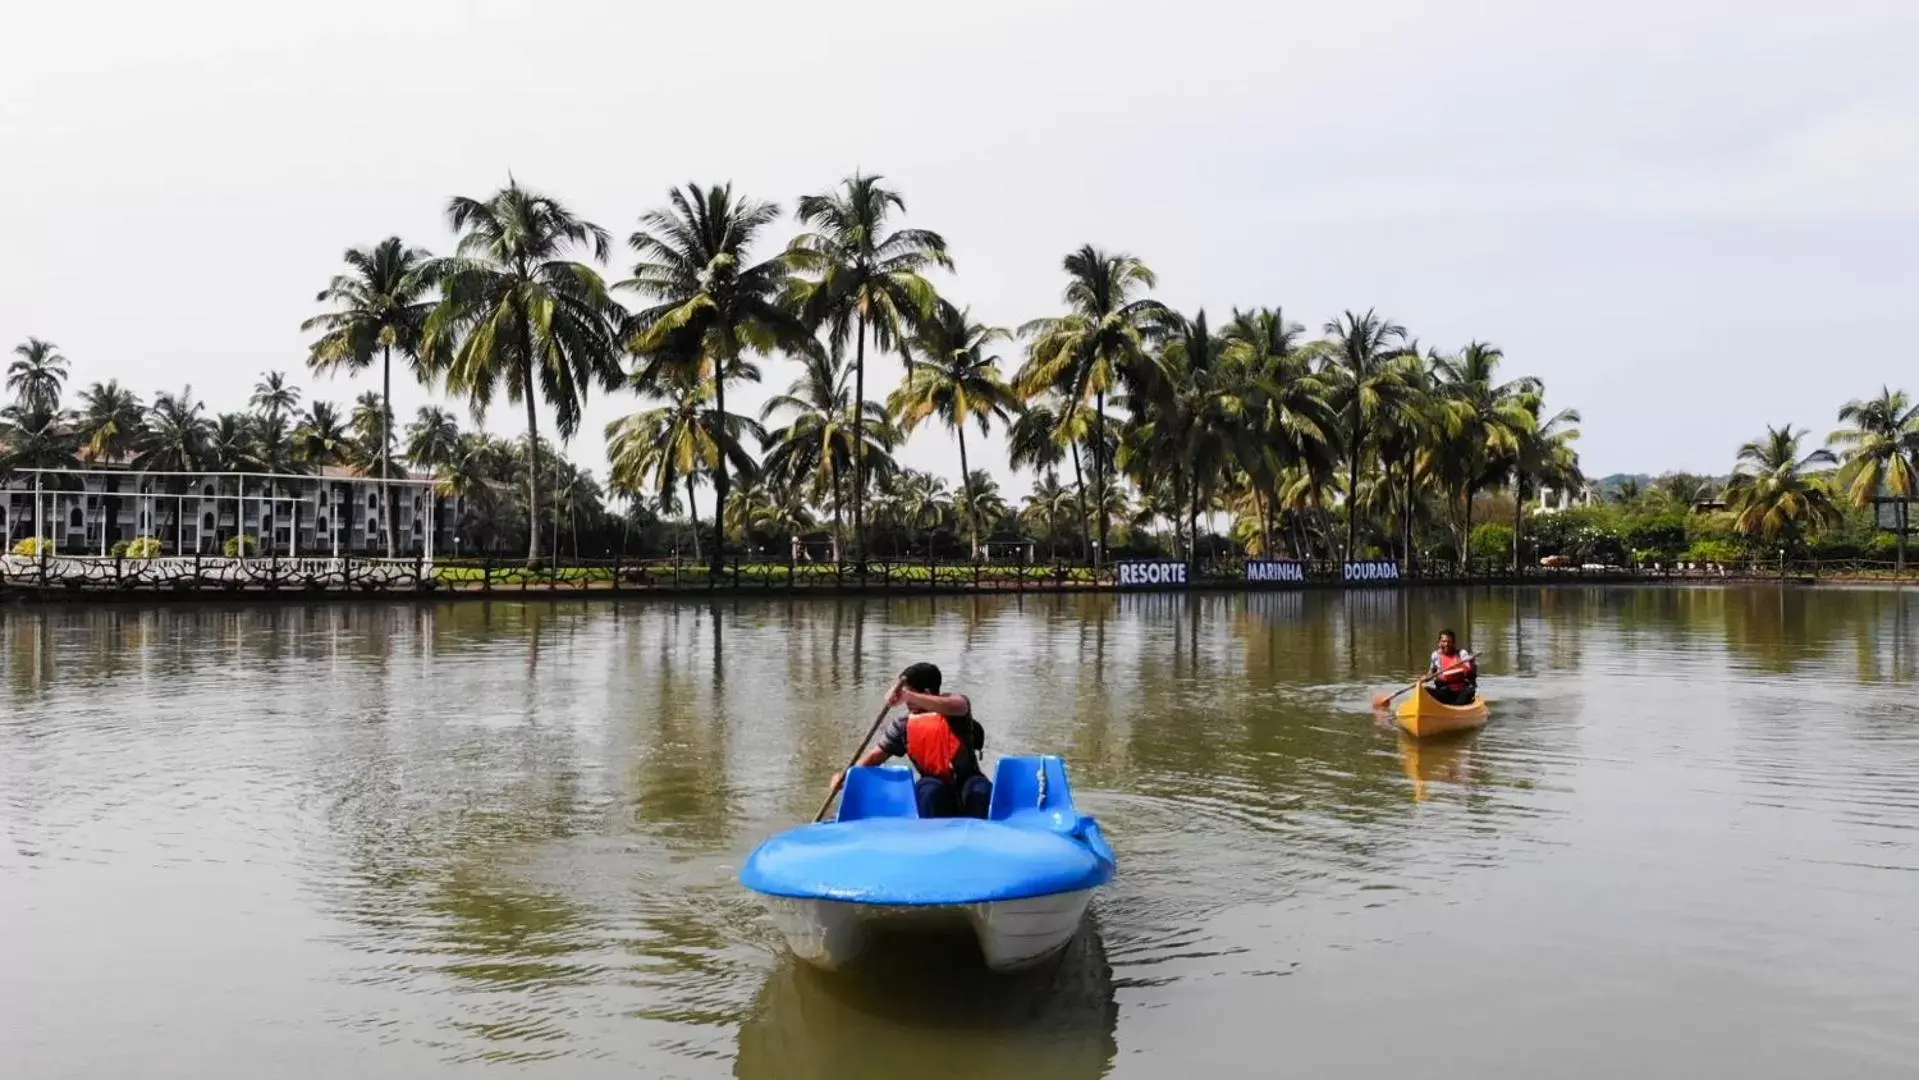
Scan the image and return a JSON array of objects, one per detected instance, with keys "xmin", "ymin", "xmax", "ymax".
[
  {"xmin": 1433, "ymin": 651, "xmax": 1473, "ymax": 688},
  {"xmin": 904, "ymin": 713, "xmax": 975, "ymax": 784}
]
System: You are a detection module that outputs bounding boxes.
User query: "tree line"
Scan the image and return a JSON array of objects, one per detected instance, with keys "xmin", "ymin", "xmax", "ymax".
[{"xmin": 6, "ymin": 172, "xmax": 1913, "ymax": 572}]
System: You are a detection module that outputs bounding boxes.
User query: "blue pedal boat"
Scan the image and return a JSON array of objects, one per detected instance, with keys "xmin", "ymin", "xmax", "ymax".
[{"xmin": 741, "ymin": 755, "xmax": 1116, "ymax": 971}]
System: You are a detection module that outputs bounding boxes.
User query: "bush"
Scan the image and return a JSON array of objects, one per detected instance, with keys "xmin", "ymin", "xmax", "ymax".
[
  {"xmin": 1622, "ymin": 514, "xmax": 1687, "ymax": 561},
  {"xmin": 10, "ymin": 536, "xmax": 44, "ymax": 557},
  {"xmin": 224, "ymin": 535, "xmax": 259, "ymax": 558},
  {"xmin": 1469, "ymin": 523, "xmax": 1513, "ymax": 562},
  {"xmin": 1682, "ymin": 539, "xmax": 1742, "ymax": 564},
  {"xmin": 124, "ymin": 537, "xmax": 163, "ymax": 559}
]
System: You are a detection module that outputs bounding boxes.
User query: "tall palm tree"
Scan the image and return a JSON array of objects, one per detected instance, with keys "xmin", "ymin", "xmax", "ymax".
[
  {"xmin": 1431, "ymin": 341, "xmax": 1539, "ymax": 567},
  {"xmin": 621, "ymin": 182, "xmax": 807, "ymax": 574},
  {"xmin": 1007, "ymin": 396, "xmax": 1092, "ymax": 559},
  {"xmin": 785, "ymin": 173, "xmax": 951, "ymax": 559},
  {"xmin": 294, "ymin": 401, "xmax": 354, "ymax": 470},
  {"xmin": 1321, "ymin": 309, "xmax": 1411, "ymax": 559},
  {"xmin": 422, "ymin": 181, "xmax": 624, "ymax": 567},
  {"xmin": 605, "ymin": 376, "xmax": 763, "ymax": 564},
  {"xmin": 1017, "ymin": 246, "xmax": 1169, "ymax": 564},
  {"xmin": 759, "ymin": 348, "xmax": 896, "ymax": 549},
  {"xmin": 1221, "ymin": 306, "xmax": 1339, "ymax": 557},
  {"xmin": 1723, "ymin": 425, "xmax": 1843, "ymax": 544},
  {"xmin": 8, "ymin": 338, "xmax": 68, "ymax": 415},
  {"xmin": 1829, "ymin": 386, "xmax": 1919, "ymax": 570},
  {"xmin": 250, "ymin": 371, "xmax": 302, "ymax": 426},
  {"xmin": 136, "ymin": 389, "xmax": 214, "ymax": 550},
  {"xmin": 888, "ymin": 301, "xmax": 1019, "ymax": 556},
  {"xmin": 1508, "ymin": 395, "xmax": 1582, "ymax": 572},
  {"xmin": 75, "ymin": 380, "xmax": 145, "ymax": 465},
  {"xmin": 1019, "ymin": 471, "xmax": 1074, "ymax": 557},
  {"xmin": 405, "ymin": 406, "xmax": 464, "ymax": 475},
  {"xmin": 303, "ymin": 237, "xmax": 436, "ymax": 557},
  {"xmin": 890, "ymin": 469, "xmax": 953, "ymax": 551}
]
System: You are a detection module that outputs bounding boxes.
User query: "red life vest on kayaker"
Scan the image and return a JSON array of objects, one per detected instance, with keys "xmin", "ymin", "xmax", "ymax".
[
  {"xmin": 904, "ymin": 712, "xmax": 982, "ymax": 784},
  {"xmin": 1431, "ymin": 649, "xmax": 1475, "ymax": 689}
]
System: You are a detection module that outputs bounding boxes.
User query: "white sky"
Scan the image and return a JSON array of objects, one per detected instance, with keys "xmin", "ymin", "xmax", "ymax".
[{"xmin": 5, "ymin": 0, "xmax": 1918, "ymax": 509}]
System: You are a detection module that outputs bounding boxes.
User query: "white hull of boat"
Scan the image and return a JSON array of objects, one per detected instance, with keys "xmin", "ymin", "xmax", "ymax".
[{"xmin": 761, "ymin": 889, "xmax": 1094, "ymax": 973}]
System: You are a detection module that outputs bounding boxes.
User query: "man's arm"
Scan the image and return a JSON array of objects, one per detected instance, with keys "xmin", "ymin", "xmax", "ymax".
[{"xmin": 897, "ymin": 688, "xmax": 971, "ymax": 717}]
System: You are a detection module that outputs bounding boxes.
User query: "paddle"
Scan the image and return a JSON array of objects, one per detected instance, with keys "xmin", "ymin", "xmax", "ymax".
[
  {"xmin": 812, "ymin": 690, "xmax": 900, "ymax": 823},
  {"xmin": 1371, "ymin": 660, "xmax": 1473, "ymax": 709}
]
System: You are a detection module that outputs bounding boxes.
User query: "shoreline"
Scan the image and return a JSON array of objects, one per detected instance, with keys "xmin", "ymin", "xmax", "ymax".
[{"xmin": 4, "ymin": 568, "xmax": 1907, "ymax": 607}]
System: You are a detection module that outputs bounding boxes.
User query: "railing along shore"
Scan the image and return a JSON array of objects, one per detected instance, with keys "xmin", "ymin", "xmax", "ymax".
[{"xmin": 0, "ymin": 551, "xmax": 1910, "ymax": 602}]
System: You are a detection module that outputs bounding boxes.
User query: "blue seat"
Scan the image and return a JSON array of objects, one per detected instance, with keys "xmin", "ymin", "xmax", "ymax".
[
  {"xmin": 835, "ymin": 765, "xmax": 920, "ymax": 822},
  {"xmin": 988, "ymin": 755, "xmax": 1081, "ymax": 834}
]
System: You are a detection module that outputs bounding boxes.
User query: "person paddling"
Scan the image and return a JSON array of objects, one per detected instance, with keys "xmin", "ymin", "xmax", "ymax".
[
  {"xmin": 830, "ymin": 663, "xmax": 992, "ymax": 819},
  {"xmin": 1428, "ymin": 629, "xmax": 1478, "ymax": 705}
]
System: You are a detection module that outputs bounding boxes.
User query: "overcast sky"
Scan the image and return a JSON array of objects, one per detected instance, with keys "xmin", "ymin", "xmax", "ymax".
[{"xmin": 5, "ymin": 0, "xmax": 1917, "ymax": 505}]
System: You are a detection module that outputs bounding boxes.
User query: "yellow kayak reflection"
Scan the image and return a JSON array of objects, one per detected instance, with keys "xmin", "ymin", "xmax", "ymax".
[{"xmin": 1398, "ymin": 729, "xmax": 1480, "ymax": 802}]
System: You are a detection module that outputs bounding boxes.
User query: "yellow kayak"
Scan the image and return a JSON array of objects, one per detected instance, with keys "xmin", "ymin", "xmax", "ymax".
[{"xmin": 1394, "ymin": 683, "xmax": 1489, "ymax": 738}]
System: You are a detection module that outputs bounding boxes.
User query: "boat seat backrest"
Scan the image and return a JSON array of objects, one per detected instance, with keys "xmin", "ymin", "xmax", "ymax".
[
  {"xmin": 988, "ymin": 755, "xmax": 1078, "ymax": 831},
  {"xmin": 836, "ymin": 765, "xmax": 920, "ymax": 821}
]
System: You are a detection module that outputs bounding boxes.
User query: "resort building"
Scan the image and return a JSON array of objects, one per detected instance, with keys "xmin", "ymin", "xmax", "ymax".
[{"xmin": 2, "ymin": 465, "xmax": 457, "ymax": 558}]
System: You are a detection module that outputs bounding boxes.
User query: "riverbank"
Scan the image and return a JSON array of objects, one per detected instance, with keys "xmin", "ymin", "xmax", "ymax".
[{"xmin": 1, "ymin": 552, "xmax": 1906, "ymax": 604}]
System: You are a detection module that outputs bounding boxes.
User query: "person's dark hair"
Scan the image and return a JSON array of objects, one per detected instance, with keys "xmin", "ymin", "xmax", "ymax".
[
  {"xmin": 1438, "ymin": 628, "xmax": 1456, "ymax": 641},
  {"xmin": 900, "ymin": 662, "xmax": 942, "ymax": 693}
]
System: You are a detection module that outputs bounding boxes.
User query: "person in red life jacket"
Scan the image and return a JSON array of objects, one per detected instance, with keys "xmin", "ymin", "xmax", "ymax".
[
  {"xmin": 1428, "ymin": 629, "xmax": 1478, "ymax": 705},
  {"xmin": 830, "ymin": 662, "xmax": 991, "ymax": 819}
]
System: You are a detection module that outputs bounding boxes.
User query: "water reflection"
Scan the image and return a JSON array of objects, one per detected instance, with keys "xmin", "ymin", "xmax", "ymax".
[
  {"xmin": 5, "ymin": 587, "xmax": 1918, "ymax": 1078},
  {"xmin": 734, "ymin": 924, "xmax": 1118, "ymax": 1080}
]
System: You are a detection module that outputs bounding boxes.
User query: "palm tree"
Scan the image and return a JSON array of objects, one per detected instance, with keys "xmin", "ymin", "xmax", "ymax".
[
  {"xmin": 303, "ymin": 237, "xmax": 436, "ymax": 557},
  {"xmin": 1430, "ymin": 341, "xmax": 1539, "ymax": 567},
  {"xmin": 759, "ymin": 348, "xmax": 896, "ymax": 550},
  {"xmin": 422, "ymin": 182, "xmax": 624, "ymax": 567},
  {"xmin": 952, "ymin": 469, "xmax": 1008, "ymax": 544},
  {"xmin": 1019, "ymin": 471, "xmax": 1075, "ymax": 557},
  {"xmin": 405, "ymin": 406, "xmax": 464, "ymax": 475},
  {"xmin": 136, "ymin": 389, "xmax": 214, "ymax": 551},
  {"xmin": 1321, "ymin": 309, "xmax": 1411, "ymax": 559},
  {"xmin": 1508, "ymin": 395, "xmax": 1582, "ymax": 572},
  {"xmin": 348, "ymin": 391, "xmax": 393, "ymax": 480},
  {"xmin": 888, "ymin": 301, "xmax": 1019, "ymax": 557},
  {"xmin": 74, "ymin": 380, "xmax": 145, "ymax": 465},
  {"xmin": 1221, "ymin": 306, "xmax": 1339, "ymax": 557},
  {"xmin": 1723, "ymin": 425, "xmax": 1843, "ymax": 545},
  {"xmin": 890, "ymin": 469, "xmax": 953, "ymax": 551},
  {"xmin": 250, "ymin": 371, "xmax": 302, "ymax": 427},
  {"xmin": 1829, "ymin": 386, "xmax": 1919, "ymax": 570},
  {"xmin": 1018, "ymin": 246, "xmax": 1168, "ymax": 564},
  {"xmin": 605, "ymin": 376, "xmax": 763, "ymax": 564},
  {"xmin": 294, "ymin": 401, "xmax": 354, "ymax": 470},
  {"xmin": 1649, "ymin": 472, "xmax": 1717, "ymax": 511},
  {"xmin": 1007, "ymin": 397, "xmax": 1092, "ymax": 559},
  {"xmin": 786, "ymin": 173, "xmax": 951, "ymax": 559},
  {"xmin": 621, "ymin": 183, "xmax": 806, "ymax": 574},
  {"xmin": 8, "ymin": 338, "xmax": 68, "ymax": 415}
]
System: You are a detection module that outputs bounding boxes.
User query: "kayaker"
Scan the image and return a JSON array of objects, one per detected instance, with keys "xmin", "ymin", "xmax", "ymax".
[
  {"xmin": 1428, "ymin": 629, "xmax": 1478, "ymax": 705},
  {"xmin": 831, "ymin": 663, "xmax": 992, "ymax": 819}
]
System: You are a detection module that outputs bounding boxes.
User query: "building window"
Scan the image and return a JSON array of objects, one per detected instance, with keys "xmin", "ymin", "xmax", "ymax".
[
  {"xmin": 202, "ymin": 513, "xmax": 215, "ymax": 531},
  {"xmin": 367, "ymin": 494, "xmax": 378, "ymax": 511},
  {"xmin": 204, "ymin": 484, "xmax": 215, "ymax": 497},
  {"xmin": 315, "ymin": 516, "xmax": 329, "ymax": 534},
  {"xmin": 68, "ymin": 507, "xmax": 83, "ymax": 529}
]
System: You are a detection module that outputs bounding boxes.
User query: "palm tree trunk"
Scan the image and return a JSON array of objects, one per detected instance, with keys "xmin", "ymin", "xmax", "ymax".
[
  {"xmin": 1513, "ymin": 477, "xmax": 1525, "ymax": 575},
  {"xmin": 710, "ymin": 352, "xmax": 731, "ymax": 578},
  {"xmin": 852, "ymin": 311, "xmax": 868, "ymax": 563},
  {"xmin": 1069, "ymin": 438, "xmax": 1089, "ymax": 562},
  {"xmin": 1402, "ymin": 457, "xmax": 1415, "ymax": 573},
  {"xmin": 1346, "ymin": 417, "xmax": 1362, "ymax": 561},
  {"xmin": 1187, "ymin": 469, "xmax": 1200, "ymax": 573},
  {"xmin": 1257, "ymin": 488, "xmax": 1273, "ymax": 557},
  {"xmin": 686, "ymin": 475, "xmax": 703, "ymax": 562},
  {"xmin": 520, "ymin": 346, "xmax": 544, "ymax": 569},
  {"xmin": 1899, "ymin": 500, "xmax": 1908, "ymax": 574},
  {"xmin": 1094, "ymin": 390, "xmax": 1108, "ymax": 565},
  {"xmin": 1460, "ymin": 490, "xmax": 1473, "ymax": 572},
  {"xmin": 381, "ymin": 343, "xmax": 396, "ymax": 560},
  {"xmin": 957, "ymin": 425, "xmax": 978, "ymax": 559}
]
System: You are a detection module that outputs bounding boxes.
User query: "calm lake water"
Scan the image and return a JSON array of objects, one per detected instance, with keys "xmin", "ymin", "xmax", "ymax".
[{"xmin": 4, "ymin": 588, "xmax": 1917, "ymax": 1078}]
